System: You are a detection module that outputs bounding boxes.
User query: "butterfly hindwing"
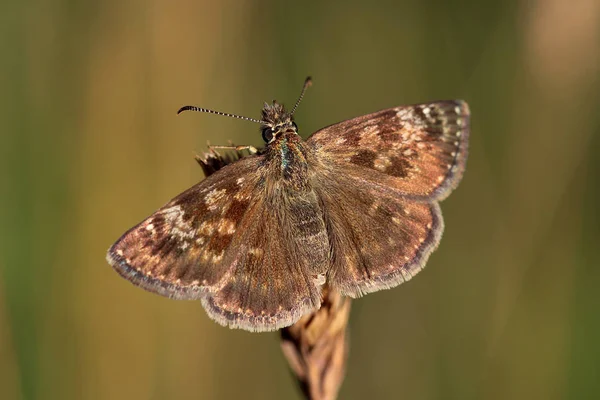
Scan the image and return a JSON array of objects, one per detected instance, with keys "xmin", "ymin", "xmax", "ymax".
[
  {"xmin": 312, "ymin": 170, "xmax": 444, "ymax": 297},
  {"xmin": 307, "ymin": 100, "xmax": 469, "ymax": 201},
  {"xmin": 201, "ymin": 187, "xmax": 329, "ymax": 331}
]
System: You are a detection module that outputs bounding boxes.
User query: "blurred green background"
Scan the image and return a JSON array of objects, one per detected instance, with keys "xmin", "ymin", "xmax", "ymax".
[{"xmin": 1, "ymin": 1, "xmax": 599, "ymax": 399}]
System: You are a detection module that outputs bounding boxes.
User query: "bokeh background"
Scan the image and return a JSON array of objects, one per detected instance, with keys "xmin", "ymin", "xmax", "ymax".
[{"xmin": 2, "ymin": 1, "xmax": 599, "ymax": 399}]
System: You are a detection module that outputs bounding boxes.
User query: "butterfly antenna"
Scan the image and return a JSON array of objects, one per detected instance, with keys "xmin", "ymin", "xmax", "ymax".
[
  {"xmin": 290, "ymin": 76, "xmax": 312, "ymax": 116},
  {"xmin": 177, "ymin": 105, "xmax": 264, "ymax": 124}
]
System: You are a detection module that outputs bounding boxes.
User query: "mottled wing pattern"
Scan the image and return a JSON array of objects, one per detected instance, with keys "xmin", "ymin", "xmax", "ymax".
[
  {"xmin": 308, "ymin": 100, "xmax": 469, "ymax": 201},
  {"xmin": 108, "ymin": 98, "xmax": 470, "ymax": 331},
  {"xmin": 201, "ymin": 187, "xmax": 329, "ymax": 331},
  {"xmin": 313, "ymin": 172, "xmax": 443, "ymax": 297},
  {"xmin": 106, "ymin": 156, "xmax": 264, "ymax": 300},
  {"xmin": 107, "ymin": 155, "xmax": 328, "ymax": 331}
]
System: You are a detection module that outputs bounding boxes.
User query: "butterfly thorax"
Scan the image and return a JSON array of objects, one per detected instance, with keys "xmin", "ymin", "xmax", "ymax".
[{"xmin": 264, "ymin": 131, "xmax": 312, "ymax": 192}]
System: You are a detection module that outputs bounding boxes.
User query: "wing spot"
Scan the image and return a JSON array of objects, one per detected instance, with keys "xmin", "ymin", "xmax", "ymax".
[
  {"xmin": 217, "ymin": 219, "xmax": 236, "ymax": 235},
  {"xmin": 213, "ymin": 251, "xmax": 224, "ymax": 262},
  {"xmin": 205, "ymin": 188, "xmax": 227, "ymax": 210},
  {"xmin": 404, "ymin": 256, "xmax": 410, "ymax": 261},
  {"xmin": 456, "ymin": 118, "xmax": 463, "ymax": 126},
  {"xmin": 454, "ymin": 106, "xmax": 461, "ymax": 114},
  {"xmin": 392, "ymin": 216, "xmax": 401, "ymax": 225},
  {"xmin": 447, "ymin": 164, "xmax": 452, "ymax": 169},
  {"xmin": 249, "ymin": 248, "xmax": 264, "ymax": 257},
  {"xmin": 451, "ymin": 151, "xmax": 457, "ymax": 157},
  {"xmin": 437, "ymin": 175, "xmax": 445, "ymax": 182},
  {"xmin": 236, "ymin": 177, "xmax": 245, "ymax": 185},
  {"xmin": 116, "ymin": 249, "xmax": 124, "ymax": 256},
  {"xmin": 370, "ymin": 201, "xmax": 380, "ymax": 215},
  {"xmin": 234, "ymin": 191, "xmax": 249, "ymax": 200},
  {"xmin": 404, "ymin": 208, "xmax": 410, "ymax": 215},
  {"xmin": 191, "ymin": 280, "xmax": 200, "ymax": 285},
  {"xmin": 199, "ymin": 221, "xmax": 215, "ymax": 235},
  {"xmin": 403, "ymin": 148, "xmax": 414, "ymax": 156},
  {"xmin": 373, "ymin": 155, "xmax": 392, "ymax": 171},
  {"xmin": 162, "ymin": 205, "xmax": 195, "ymax": 240},
  {"xmin": 416, "ymin": 142, "xmax": 426, "ymax": 149},
  {"xmin": 201, "ymin": 250, "xmax": 210, "ymax": 261},
  {"xmin": 454, "ymin": 141, "xmax": 459, "ymax": 146},
  {"xmin": 427, "ymin": 222, "xmax": 432, "ymax": 229},
  {"xmin": 146, "ymin": 224, "xmax": 154, "ymax": 231}
]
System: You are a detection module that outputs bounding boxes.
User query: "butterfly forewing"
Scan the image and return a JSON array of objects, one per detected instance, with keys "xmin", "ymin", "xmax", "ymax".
[
  {"xmin": 107, "ymin": 156, "xmax": 264, "ymax": 299},
  {"xmin": 307, "ymin": 100, "xmax": 469, "ymax": 201},
  {"xmin": 107, "ymin": 152, "xmax": 329, "ymax": 331}
]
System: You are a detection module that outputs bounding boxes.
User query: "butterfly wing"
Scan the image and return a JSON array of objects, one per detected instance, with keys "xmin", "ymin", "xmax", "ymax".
[
  {"xmin": 107, "ymin": 156, "xmax": 264, "ymax": 299},
  {"xmin": 312, "ymin": 171, "xmax": 443, "ymax": 297},
  {"xmin": 201, "ymin": 186, "xmax": 329, "ymax": 331},
  {"xmin": 307, "ymin": 100, "xmax": 469, "ymax": 201},
  {"xmin": 107, "ymin": 155, "xmax": 328, "ymax": 331}
]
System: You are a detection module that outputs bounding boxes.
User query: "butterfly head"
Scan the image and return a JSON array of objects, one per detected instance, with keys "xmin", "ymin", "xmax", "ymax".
[
  {"xmin": 177, "ymin": 76, "xmax": 312, "ymax": 146},
  {"xmin": 260, "ymin": 102, "xmax": 298, "ymax": 144}
]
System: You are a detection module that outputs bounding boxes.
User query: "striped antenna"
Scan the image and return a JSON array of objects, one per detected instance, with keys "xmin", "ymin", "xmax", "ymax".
[
  {"xmin": 177, "ymin": 105, "xmax": 264, "ymax": 124},
  {"xmin": 290, "ymin": 76, "xmax": 312, "ymax": 116}
]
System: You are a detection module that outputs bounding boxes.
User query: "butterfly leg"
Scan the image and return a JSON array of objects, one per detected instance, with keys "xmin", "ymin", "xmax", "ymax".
[{"xmin": 209, "ymin": 144, "xmax": 258, "ymax": 154}]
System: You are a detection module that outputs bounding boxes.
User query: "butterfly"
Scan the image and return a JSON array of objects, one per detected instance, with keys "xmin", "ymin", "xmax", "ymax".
[{"xmin": 106, "ymin": 77, "xmax": 470, "ymax": 332}]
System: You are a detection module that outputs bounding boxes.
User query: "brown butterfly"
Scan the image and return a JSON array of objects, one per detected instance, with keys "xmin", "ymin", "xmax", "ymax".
[{"xmin": 106, "ymin": 77, "xmax": 470, "ymax": 332}]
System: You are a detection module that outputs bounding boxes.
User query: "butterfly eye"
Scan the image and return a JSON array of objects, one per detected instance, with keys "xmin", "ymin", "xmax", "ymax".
[
  {"xmin": 292, "ymin": 121, "xmax": 298, "ymax": 132},
  {"xmin": 262, "ymin": 127, "xmax": 274, "ymax": 143}
]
